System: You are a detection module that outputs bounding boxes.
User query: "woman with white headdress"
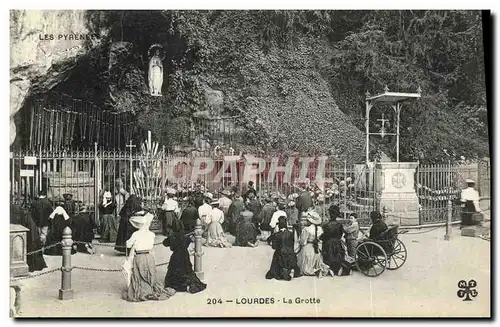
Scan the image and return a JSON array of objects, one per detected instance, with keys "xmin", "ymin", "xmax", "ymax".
[
  {"xmin": 296, "ymin": 210, "xmax": 332, "ymax": 277},
  {"xmin": 44, "ymin": 202, "xmax": 77, "ymax": 256},
  {"xmin": 99, "ymin": 191, "xmax": 117, "ymax": 243},
  {"xmin": 122, "ymin": 210, "xmax": 176, "ymax": 302}
]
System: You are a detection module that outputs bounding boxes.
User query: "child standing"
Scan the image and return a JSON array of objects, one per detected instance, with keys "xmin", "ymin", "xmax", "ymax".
[{"xmin": 343, "ymin": 213, "xmax": 360, "ymax": 259}]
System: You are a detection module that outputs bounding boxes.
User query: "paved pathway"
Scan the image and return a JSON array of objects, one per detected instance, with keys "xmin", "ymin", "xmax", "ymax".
[{"xmin": 15, "ymin": 226, "xmax": 490, "ymax": 317}]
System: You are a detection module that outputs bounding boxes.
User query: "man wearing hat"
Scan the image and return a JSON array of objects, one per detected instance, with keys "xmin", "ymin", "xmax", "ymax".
[
  {"xmin": 161, "ymin": 188, "xmax": 180, "ymax": 236},
  {"xmin": 227, "ymin": 192, "xmax": 245, "ymax": 235},
  {"xmin": 31, "ymin": 188, "xmax": 53, "ymax": 234},
  {"xmin": 460, "ymin": 179, "xmax": 481, "ymax": 227}
]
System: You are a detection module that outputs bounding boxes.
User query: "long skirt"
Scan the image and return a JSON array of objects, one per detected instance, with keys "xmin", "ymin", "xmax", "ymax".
[
  {"xmin": 115, "ymin": 218, "xmax": 137, "ymax": 254},
  {"xmin": 265, "ymin": 250, "xmax": 299, "ymax": 281},
  {"xmin": 297, "ymin": 243, "xmax": 330, "ymax": 276},
  {"xmin": 26, "ymin": 220, "xmax": 47, "ymax": 272},
  {"xmin": 165, "ymin": 249, "xmax": 207, "ymax": 294},
  {"xmin": 322, "ymin": 239, "xmax": 351, "ymax": 276},
  {"xmin": 205, "ymin": 222, "xmax": 232, "ymax": 248},
  {"xmin": 122, "ymin": 253, "xmax": 176, "ymax": 302},
  {"xmin": 99, "ymin": 214, "xmax": 118, "ymax": 243},
  {"xmin": 161, "ymin": 211, "xmax": 178, "ymax": 236},
  {"xmin": 235, "ymin": 222, "xmax": 258, "ymax": 247},
  {"xmin": 72, "ymin": 212, "xmax": 96, "ymax": 253}
]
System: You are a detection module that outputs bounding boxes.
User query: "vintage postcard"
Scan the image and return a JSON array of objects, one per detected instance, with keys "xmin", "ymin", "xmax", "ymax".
[{"xmin": 8, "ymin": 9, "xmax": 491, "ymax": 318}]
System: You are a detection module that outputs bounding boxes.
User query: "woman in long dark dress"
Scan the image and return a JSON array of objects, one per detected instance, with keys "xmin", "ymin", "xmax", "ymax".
[
  {"xmin": 44, "ymin": 205, "xmax": 77, "ymax": 256},
  {"xmin": 234, "ymin": 210, "xmax": 259, "ymax": 247},
  {"xmin": 71, "ymin": 205, "xmax": 97, "ymax": 254},
  {"xmin": 10, "ymin": 203, "xmax": 47, "ymax": 272},
  {"xmin": 320, "ymin": 205, "xmax": 350, "ymax": 276},
  {"xmin": 266, "ymin": 217, "xmax": 301, "ymax": 281},
  {"xmin": 163, "ymin": 220, "xmax": 207, "ymax": 293},
  {"xmin": 115, "ymin": 195, "xmax": 142, "ymax": 254}
]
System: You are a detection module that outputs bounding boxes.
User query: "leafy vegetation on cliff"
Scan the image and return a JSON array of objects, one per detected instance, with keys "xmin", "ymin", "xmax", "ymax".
[{"xmin": 71, "ymin": 10, "xmax": 488, "ymax": 163}]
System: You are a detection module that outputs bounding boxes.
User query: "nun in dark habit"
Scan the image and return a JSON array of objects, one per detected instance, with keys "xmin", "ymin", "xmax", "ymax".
[
  {"xmin": 10, "ymin": 203, "xmax": 47, "ymax": 272},
  {"xmin": 115, "ymin": 195, "xmax": 142, "ymax": 255}
]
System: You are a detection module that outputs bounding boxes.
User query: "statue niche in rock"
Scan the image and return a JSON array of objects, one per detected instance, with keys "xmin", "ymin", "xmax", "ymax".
[{"xmin": 148, "ymin": 44, "xmax": 165, "ymax": 96}]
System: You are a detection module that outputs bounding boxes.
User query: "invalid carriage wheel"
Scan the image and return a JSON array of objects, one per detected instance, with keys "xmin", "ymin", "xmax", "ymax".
[
  {"xmin": 386, "ymin": 239, "xmax": 407, "ymax": 270},
  {"xmin": 355, "ymin": 241, "xmax": 387, "ymax": 277}
]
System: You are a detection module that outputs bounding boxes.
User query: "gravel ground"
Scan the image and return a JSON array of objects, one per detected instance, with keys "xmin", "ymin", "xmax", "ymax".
[{"xmin": 14, "ymin": 225, "xmax": 490, "ymax": 318}]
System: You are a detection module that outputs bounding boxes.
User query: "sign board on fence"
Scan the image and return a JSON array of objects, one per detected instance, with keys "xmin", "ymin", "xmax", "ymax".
[
  {"xmin": 23, "ymin": 156, "xmax": 37, "ymax": 165},
  {"xmin": 20, "ymin": 169, "xmax": 34, "ymax": 177}
]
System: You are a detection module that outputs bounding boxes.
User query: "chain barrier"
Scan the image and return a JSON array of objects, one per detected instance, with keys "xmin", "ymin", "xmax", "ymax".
[
  {"xmin": 10, "ymin": 268, "xmax": 60, "ymax": 281},
  {"xmin": 403, "ymin": 226, "xmax": 443, "ymax": 235},
  {"xmin": 73, "ymin": 240, "xmax": 164, "ymax": 248},
  {"xmin": 73, "ymin": 261, "xmax": 169, "ymax": 273},
  {"xmin": 26, "ymin": 241, "xmax": 63, "ymax": 256}
]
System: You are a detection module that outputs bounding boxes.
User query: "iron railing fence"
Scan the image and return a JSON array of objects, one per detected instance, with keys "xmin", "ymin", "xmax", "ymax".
[{"xmin": 11, "ymin": 149, "xmax": 489, "ymax": 228}]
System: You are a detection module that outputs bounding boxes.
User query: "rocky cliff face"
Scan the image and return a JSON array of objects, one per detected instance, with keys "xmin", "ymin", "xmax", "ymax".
[{"xmin": 9, "ymin": 10, "xmax": 106, "ymax": 145}]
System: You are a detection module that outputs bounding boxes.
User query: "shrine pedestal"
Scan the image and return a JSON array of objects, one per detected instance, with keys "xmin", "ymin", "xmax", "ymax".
[
  {"xmin": 375, "ymin": 162, "xmax": 420, "ymax": 226},
  {"xmin": 10, "ymin": 224, "xmax": 29, "ymax": 278},
  {"xmin": 44, "ymin": 159, "xmax": 94, "ymax": 204}
]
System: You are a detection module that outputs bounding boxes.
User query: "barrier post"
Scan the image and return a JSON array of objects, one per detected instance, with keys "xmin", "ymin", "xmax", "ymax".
[
  {"xmin": 444, "ymin": 200, "xmax": 452, "ymax": 241},
  {"xmin": 194, "ymin": 218, "xmax": 204, "ymax": 280},
  {"xmin": 59, "ymin": 227, "xmax": 73, "ymax": 300}
]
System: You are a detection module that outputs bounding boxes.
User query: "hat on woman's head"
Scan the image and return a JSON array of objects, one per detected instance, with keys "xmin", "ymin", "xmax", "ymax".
[
  {"xmin": 305, "ymin": 210, "xmax": 322, "ymax": 225},
  {"xmin": 204, "ymin": 192, "xmax": 214, "ymax": 200},
  {"xmin": 166, "ymin": 187, "xmax": 176, "ymax": 195},
  {"xmin": 328, "ymin": 204, "xmax": 341, "ymax": 218},
  {"xmin": 211, "ymin": 199, "xmax": 220, "ymax": 206},
  {"xmin": 104, "ymin": 191, "xmax": 112, "ymax": 198},
  {"xmin": 129, "ymin": 210, "xmax": 154, "ymax": 230},
  {"xmin": 288, "ymin": 201, "xmax": 296, "ymax": 207},
  {"xmin": 278, "ymin": 216, "xmax": 288, "ymax": 230},
  {"xmin": 370, "ymin": 211, "xmax": 383, "ymax": 222}
]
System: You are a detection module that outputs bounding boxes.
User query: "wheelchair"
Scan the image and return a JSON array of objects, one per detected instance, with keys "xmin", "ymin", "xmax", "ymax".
[{"xmin": 353, "ymin": 226, "xmax": 408, "ymax": 277}]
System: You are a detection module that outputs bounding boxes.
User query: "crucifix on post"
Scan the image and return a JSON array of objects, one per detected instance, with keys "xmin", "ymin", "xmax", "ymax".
[
  {"xmin": 126, "ymin": 140, "xmax": 136, "ymax": 194},
  {"xmin": 377, "ymin": 113, "xmax": 389, "ymax": 138},
  {"xmin": 365, "ymin": 87, "xmax": 421, "ymax": 164}
]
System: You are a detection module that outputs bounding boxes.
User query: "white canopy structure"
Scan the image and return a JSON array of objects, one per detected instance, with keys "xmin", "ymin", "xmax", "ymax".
[{"xmin": 365, "ymin": 87, "xmax": 421, "ymax": 164}]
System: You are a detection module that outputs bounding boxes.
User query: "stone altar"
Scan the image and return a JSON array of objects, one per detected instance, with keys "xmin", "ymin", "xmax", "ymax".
[
  {"xmin": 44, "ymin": 159, "xmax": 95, "ymax": 204},
  {"xmin": 10, "ymin": 224, "xmax": 29, "ymax": 277},
  {"xmin": 374, "ymin": 162, "xmax": 420, "ymax": 226}
]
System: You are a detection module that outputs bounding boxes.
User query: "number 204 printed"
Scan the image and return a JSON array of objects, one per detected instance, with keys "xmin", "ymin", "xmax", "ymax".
[{"xmin": 207, "ymin": 298, "xmax": 223, "ymax": 305}]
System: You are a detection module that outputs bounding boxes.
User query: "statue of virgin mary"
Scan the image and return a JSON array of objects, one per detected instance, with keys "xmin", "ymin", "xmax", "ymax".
[{"xmin": 148, "ymin": 44, "xmax": 165, "ymax": 96}]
